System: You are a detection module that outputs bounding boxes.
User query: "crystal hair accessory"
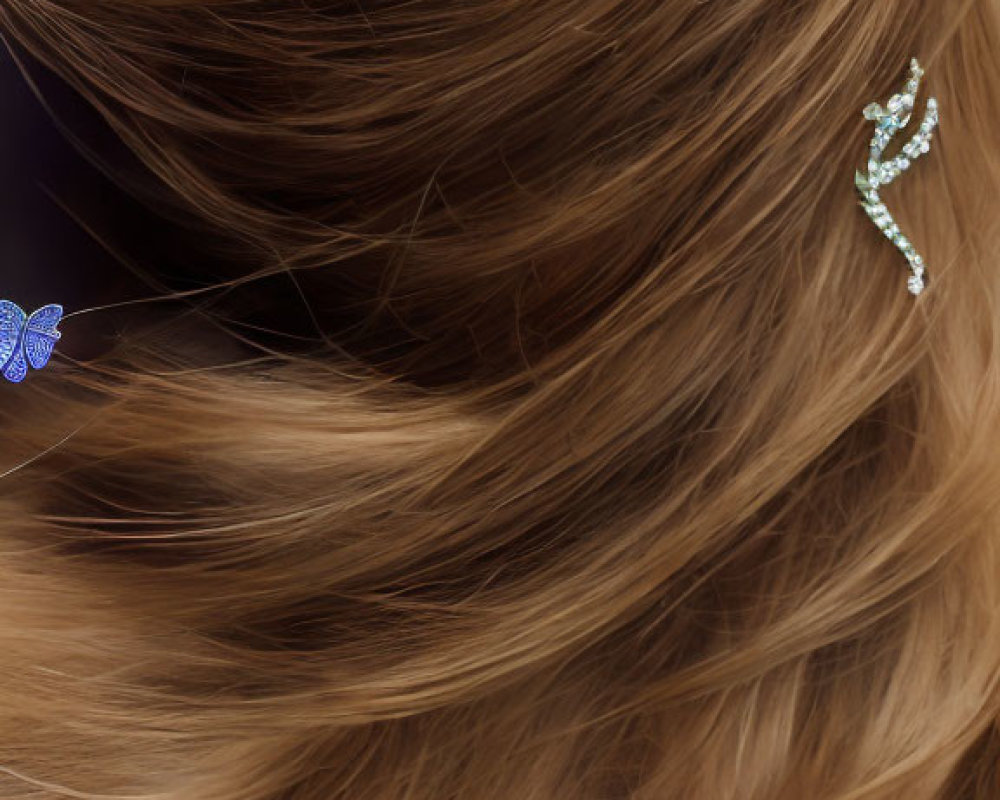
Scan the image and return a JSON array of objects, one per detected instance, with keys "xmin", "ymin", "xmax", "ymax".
[
  {"xmin": 0, "ymin": 301, "xmax": 63, "ymax": 383},
  {"xmin": 855, "ymin": 58, "xmax": 939, "ymax": 296}
]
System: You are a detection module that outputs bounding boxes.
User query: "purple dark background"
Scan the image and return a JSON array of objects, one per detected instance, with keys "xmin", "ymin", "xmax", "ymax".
[
  {"xmin": 0, "ymin": 44, "xmax": 208, "ymax": 362},
  {"xmin": 0, "ymin": 43, "xmax": 379, "ymax": 371},
  {"xmin": 1, "ymin": 48, "xmax": 135, "ymax": 310}
]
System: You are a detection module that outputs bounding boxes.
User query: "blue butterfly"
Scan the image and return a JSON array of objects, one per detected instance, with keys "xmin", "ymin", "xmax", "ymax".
[{"xmin": 0, "ymin": 301, "xmax": 63, "ymax": 384}]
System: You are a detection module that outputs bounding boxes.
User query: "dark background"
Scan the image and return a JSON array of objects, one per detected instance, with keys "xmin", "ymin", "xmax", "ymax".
[
  {"xmin": 0, "ymin": 43, "xmax": 347, "ymax": 370},
  {"xmin": 0, "ymin": 44, "xmax": 216, "ymax": 363}
]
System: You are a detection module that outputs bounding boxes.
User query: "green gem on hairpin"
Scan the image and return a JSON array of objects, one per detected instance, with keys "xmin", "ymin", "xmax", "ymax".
[{"xmin": 855, "ymin": 58, "xmax": 939, "ymax": 296}]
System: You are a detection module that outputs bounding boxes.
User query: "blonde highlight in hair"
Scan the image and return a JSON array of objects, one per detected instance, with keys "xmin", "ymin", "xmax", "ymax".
[{"xmin": 1, "ymin": 1, "xmax": 1000, "ymax": 798}]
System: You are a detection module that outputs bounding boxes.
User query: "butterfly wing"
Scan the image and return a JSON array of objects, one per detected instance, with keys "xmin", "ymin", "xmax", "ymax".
[
  {"xmin": 3, "ymin": 350, "xmax": 27, "ymax": 383},
  {"xmin": 0, "ymin": 300, "xmax": 26, "ymax": 372},
  {"xmin": 25, "ymin": 304, "xmax": 62, "ymax": 370},
  {"xmin": 26, "ymin": 304, "xmax": 63, "ymax": 334},
  {"xmin": 23, "ymin": 329, "xmax": 58, "ymax": 370}
]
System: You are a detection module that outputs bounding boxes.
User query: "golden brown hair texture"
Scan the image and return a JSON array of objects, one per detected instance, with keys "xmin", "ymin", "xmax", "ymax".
[{"xmin": 1, "ymin": 1, "xmax": 1000, "ymax": 797}]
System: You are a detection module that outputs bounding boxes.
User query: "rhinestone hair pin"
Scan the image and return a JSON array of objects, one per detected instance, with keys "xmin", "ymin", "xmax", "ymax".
[
  {"xmin": 0, "ymin": 301, "xmax": 63, "ymax": 383},
  {"xmin": 855, "ymin": 58, "xmax": 939, "ymax": 296}
]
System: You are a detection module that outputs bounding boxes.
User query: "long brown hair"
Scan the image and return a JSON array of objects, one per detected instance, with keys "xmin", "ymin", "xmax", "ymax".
[{"xmin": 1, "ymin": 1, "xmax": 1000, "ymax": 797}]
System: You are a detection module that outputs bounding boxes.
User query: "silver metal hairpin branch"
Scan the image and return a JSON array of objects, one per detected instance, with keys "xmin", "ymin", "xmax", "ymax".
[{"xmin": 855, "ymin": 58, "xmax": 939, "ymax": 296}]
